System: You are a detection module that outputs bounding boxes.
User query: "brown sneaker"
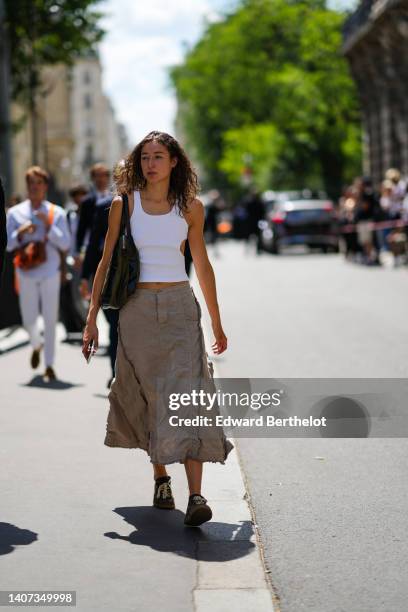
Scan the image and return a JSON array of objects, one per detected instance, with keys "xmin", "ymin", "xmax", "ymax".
[
  {"xmin": 30, "ymin": 346, "xmax": 42, "ymax": 369},
  {"xmin": 153, "ymin": 476, "xmax": 175, "ymax": 509},
  {"xmin": 43, "ymin": 366, "xmax": 57, "ymax": 383},
  {"xmin": 184, "ymin": 494, "xmax": 212, "ymax": 526}
]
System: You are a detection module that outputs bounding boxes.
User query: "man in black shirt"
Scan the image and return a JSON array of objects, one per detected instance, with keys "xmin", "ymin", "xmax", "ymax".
[
  {"xmin": 76, "ymin": 164, "xmax": 112, "ymax": 260},
  {"xmin": 76, "ymin": 164, "xmax": 118, "ymax": 388}
]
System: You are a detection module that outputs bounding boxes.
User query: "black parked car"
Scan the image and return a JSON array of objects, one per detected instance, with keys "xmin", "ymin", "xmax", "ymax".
[{"xmin": 258, "ymin": 197, "xmax": 339, "ymax": 254}]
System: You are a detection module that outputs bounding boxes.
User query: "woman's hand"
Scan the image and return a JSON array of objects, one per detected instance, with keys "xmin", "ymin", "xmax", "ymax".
[
  {"xmin": 185, "ymin": 198, "xmax": 227, "ymax": 355},
  {"xmin": 211, "ymin": 319, "xmax": 227, "ymax": 355},
  {"xmin": 82, "ymin": 320, "xmax": 99, "ymax": 361},
  {"xmin": 18, "ymin": 221, "xmax": 36, "ymax": 238}
]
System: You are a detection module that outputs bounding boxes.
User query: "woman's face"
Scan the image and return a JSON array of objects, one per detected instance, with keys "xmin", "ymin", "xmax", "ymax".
[{"xmin": 140, "ymin": 141, "xmax": 177, "ymax": 183}]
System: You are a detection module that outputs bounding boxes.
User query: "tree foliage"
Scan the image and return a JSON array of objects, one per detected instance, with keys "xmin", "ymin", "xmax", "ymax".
[
  {"xmin": 170, "ymin": 0, "xmax": 361, "ymax": 197},
  {"xmin": 4, "ymin": 0, "xmax": 105, "ymax": 104}
]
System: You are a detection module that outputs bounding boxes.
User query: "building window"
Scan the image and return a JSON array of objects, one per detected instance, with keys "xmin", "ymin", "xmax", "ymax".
[
  {"xmin": 84, "ymin": 118, "xmax": 95, "ymax": 138},
  {"xmin": 83, "ymin": 71, "xmax": 91, "ymax": 85},
  {"xmin": 83, "ymin": 143, "xmax": 95, "ymax": 169},
  {"xmin": 84, "ymin": 94, "xmax": 92, "ymax": 109}
]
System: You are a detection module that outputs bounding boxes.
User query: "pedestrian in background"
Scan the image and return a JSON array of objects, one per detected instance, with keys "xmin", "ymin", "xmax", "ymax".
[
  {"xmin": 338, "ymin": 184, "xmax": 360, "ymax": 259},
  {"xmin": 379, "ymin": 179, "xmax": 395, "ymax": 251},
  {"xmin": 204, "ymin": 189, "xmax": 221, "ymax": 257},
  {"xmin": 232, "ymin": 200, "xmax": 250, "ymax": 240},
  {"xmin": 75, "ymin": 163, "xmax": 112, "ymax": 270},
  {"xmin": 0, "ymin": 177, "xmax": 7, "ymax": 288},
  {"xmin": 65, "ymin": 184, "xmax": 89, "ymax": 319},
  {"xmin": 82, "ymin": 131, "xmax": 233, "ymax": 526},
  {"xmin": 58, "ymin": 184, "xmax": 89, "ymax": 339},
  {"xmin": 384, "ymin": 168, "xmax": 406, "ymax": 216},
  {"xmin": 354, "ymin": 192, "xmax": 382, "ymax": 266},
  {"xmin": 76, "ymin": 164, "xmax": 118, "ymax": 388},
  {"xmin": 6, "ymin": 166, "xmax": 70, "ymax": 381},
  {"xmin": 247, "ymin": 190, "xmax": 265, "ymax": 255},
  {"xmin": 381, "ymin": 170, "xmax": 408, "ymax": 265},
  {"xmin": 244, "ymin": 188, "xmax": 265, "ymax": 254},
  {"xmin": 65, "ymin": 184, "xmax": 88, "ymax": 261}
]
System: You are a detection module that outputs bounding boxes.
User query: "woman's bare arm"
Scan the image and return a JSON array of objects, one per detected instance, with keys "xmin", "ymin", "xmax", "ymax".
[
  {"xmin": 81, "ymin": 196, "xmax": 124, "ymax": 360},
  {"xmin": 86, "ymin": 195, "xmax": 123, "ymax": 324},
  {"xmin": 186, "ymin": 198, "xmax": 227, "ymax": 354}
]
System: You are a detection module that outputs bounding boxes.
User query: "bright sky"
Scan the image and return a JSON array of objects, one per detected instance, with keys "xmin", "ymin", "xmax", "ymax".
[{"xmin": 98, "ymin": 0, "xmax": 358, "ymax": 147}]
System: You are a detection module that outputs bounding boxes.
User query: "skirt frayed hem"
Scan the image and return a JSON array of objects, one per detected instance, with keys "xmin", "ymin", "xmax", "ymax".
[
  {"xmin": 104, "ymin": 432, "xmax": 148, "ymax": 451},
  {"xmin": 104, "ymin": 433, "xmax": 234, "ymax": 466}
]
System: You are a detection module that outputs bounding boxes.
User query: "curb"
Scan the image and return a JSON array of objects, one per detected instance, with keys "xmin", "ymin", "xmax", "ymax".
[
  {"xmin": 194, "ymin": 317, "xmax": 277, "ymax": 611},
  {"xmin": 234, "ymin": 444, "xmax": 282, "ymax": 612}
]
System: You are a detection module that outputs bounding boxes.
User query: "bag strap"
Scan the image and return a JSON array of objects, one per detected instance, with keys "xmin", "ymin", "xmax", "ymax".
[
  {"xmin": 47, "ymin": 204, "xmax": 68, "ymax": 263},
  {"xmin": 48, "ymin": 203, "xmax": 55, "ymax": 226},
  {"xmin": 122, "ymin": 193, "xmax": 131, "ymax": 237}
]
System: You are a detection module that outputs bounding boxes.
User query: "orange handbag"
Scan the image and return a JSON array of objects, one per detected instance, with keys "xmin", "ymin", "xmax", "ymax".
[{"xmin": 13, "ymin": 205, "xmax": 55, "ymax": 271}]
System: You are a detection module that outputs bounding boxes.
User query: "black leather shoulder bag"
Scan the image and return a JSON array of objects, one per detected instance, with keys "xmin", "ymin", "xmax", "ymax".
[{"xmin": 100, "ymin": 193, "xmax": 140, "ymax": 310}]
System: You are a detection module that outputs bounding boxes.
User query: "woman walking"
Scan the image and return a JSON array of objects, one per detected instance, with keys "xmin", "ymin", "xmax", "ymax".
[
  {"xmin": 6, "ymin": 166, "xmax": 71, "ymax": 381},
  {"xmin": 82, "ymin": 131, "xmax": 233, "ymax": 526}
]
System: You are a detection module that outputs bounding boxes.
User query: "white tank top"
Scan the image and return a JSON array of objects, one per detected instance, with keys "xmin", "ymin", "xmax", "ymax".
[{"xmin": 129, "ymin": 190, "xmax": 189, "ymax": 282}]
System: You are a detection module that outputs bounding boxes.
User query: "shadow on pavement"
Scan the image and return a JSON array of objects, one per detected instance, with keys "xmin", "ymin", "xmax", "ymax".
[
  {"xmin": 21, "ymin": 376, "xmax": 83, "ymax": 390},
  {"xmin": 105, "ymin": 506, "xmax": 255, "ymax": 560},
  {"xmin": 0, "ymin": 522, "xmax": 38, "ymax": 556}
]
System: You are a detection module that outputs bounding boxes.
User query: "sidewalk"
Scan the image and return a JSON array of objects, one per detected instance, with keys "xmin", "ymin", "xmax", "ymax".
[{"xmin": 0, "ymin": 313, "xmax": 275, "ymax": 611}]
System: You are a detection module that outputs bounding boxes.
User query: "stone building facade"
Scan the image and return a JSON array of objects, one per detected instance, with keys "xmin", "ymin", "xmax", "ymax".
[
  {"xmin": 70, "ymin": 54, "xmax": 129, "ymax": 185},
  {"xmin": 342, "ymin": 0, "xmax": 408, "ymax": 185},
  {"xmin": 11, "ymin": 64, "xmax": 74, "ymax": 202},
  {"xmin": 10, "ymin": 54, "xmax": 128, "ymax": 202}
]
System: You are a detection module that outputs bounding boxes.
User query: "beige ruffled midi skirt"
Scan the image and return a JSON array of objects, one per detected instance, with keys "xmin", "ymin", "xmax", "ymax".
[{"xmin": 104, "ymin": 282, "xmax": 234, "ymax": 465}]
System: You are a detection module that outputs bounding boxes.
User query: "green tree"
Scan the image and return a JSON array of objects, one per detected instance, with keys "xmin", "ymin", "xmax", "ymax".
[
  {"xmin": 219, "ymin": 123, "xmax": 285, "ymax": 187},
  {"xmin": 170, "ymin": 0, "xmax": 361, "ymax": 198},
  {"xmin": 4, "ymin": 0, "xmax": 104, "ymax": 163}
]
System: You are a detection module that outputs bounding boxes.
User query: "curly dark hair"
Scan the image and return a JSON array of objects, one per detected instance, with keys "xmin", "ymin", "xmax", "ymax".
[{"xmin": 113, "ymin": 131, "xmax": 200, "ymax": 214}]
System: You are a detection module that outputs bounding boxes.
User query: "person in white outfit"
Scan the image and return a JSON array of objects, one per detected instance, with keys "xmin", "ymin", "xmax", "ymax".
[{"xmin": 6, "ymin": 166, "xmax": 71, "ymax": 381}]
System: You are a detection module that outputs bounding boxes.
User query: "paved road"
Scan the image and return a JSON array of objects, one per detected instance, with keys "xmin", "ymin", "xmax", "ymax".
[
  {"xmin": 2, "ymin": 240, "xmax": 407, "ymax": 612},
  {"xmin": 197, "ymin": 240, "xmax": 408, "ymax": 612},
  {"xmin": 0, "ymin": 277, "xmax": 273, "ymax": 612}
]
